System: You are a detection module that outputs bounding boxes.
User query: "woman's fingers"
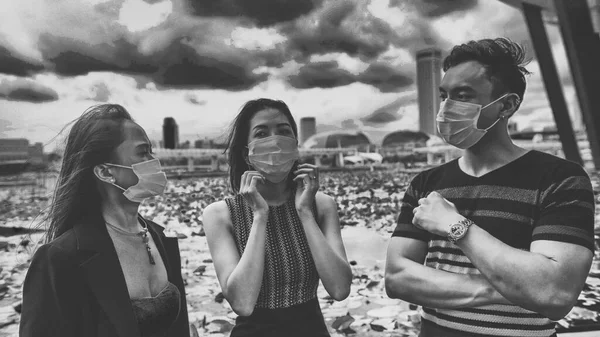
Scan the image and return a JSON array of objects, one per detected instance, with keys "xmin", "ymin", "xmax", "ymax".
[
  {"xmin": 293, "ymin": 173, "xmax": 309, "ymax": 183},
  {"xmin": 249, "ymin": 175, "xmax": 263, "ymax": 191}
]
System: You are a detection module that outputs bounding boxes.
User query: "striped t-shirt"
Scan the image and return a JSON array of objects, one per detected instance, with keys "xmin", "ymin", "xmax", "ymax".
[{"xmin": 392, "ymin": 150, "xmax": 595, "ymax": 337}]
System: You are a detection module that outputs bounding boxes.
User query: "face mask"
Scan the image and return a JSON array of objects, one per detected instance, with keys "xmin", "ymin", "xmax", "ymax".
[
  {"xmin": 436, "ymin": 93, "xmax": 509, "ymax": 149},
  {"xmin": 105, "ymin": 158, "xmax": 168, "ymax": 203},
  {"xmin": 247, "ymin": 135, "xmax": 299, "ymax": 183}
]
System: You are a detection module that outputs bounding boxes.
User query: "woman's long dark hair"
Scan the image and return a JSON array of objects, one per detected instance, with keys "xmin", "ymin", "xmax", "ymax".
[
  {"xmin": 44, "ymin": 104, "xmax": 133, "ymax": 242},
  {"xmin": 224, "ymin": 98, "xmax": 299, "ymax": 193}
]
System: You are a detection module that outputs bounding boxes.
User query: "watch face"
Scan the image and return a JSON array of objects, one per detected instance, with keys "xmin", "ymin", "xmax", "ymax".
[{"xmin": 450, "ymin": 223, "xmax": 466, "ymax": 237}]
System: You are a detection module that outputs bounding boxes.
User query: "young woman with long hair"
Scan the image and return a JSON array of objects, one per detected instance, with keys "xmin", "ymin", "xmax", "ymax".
[
  {"xmin": 203, "ymin": 98, "xmax": 352, "ymax": 337},
  {"xmin": 19, "ymin": 104, "xmax": 190, "ymax": 337}
]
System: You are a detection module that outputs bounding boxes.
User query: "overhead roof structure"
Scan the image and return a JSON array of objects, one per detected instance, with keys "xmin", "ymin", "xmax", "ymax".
[{"xmin": 494, "ymin": 0, "xmax": 600, "ymax": 169}]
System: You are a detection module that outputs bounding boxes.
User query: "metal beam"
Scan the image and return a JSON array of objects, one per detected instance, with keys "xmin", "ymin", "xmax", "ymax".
[
  {"xmin": 553, "ymin": 0, "xmax": 600, "ymax": 169},
  {"xmin": 522, "ymin": 3, "xmax": 583, "ymax": 165}
]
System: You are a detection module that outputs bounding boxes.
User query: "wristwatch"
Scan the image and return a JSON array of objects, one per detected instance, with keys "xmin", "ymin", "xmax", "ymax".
[{"xmin": 448, "ymin": 218, "xmax": 475, "ymax": 244}]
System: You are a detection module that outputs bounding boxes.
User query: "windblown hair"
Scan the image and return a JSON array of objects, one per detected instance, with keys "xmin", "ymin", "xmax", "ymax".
[
  {"xmin": 443, "ymin": 37, "xmax": 531, "ymax": 109},
  {"xmin": 44, "ymin": 104, "xmax": 133, "ymax": 243}
]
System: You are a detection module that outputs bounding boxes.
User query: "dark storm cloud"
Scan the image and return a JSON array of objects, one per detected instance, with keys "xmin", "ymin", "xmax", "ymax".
[
  {"xmin": 357, "ymin": 63, "xmax": 414, "ymax": 93},
  {"xmin": 282, "ymin": 1, "xmax": 397, "ymax": 60},
  {"xmin": 361, "ymin": 94, "xmax": 417, "ymax": 125},
  {"xmin": 153, "ymin": 42, "xmax": 269, "ymax": 91},
  {"xmin": 0, "ymin": 46, "xmax": 45, "ymax": 77},
  {"xmin": 184, "ymin": 0, "xmax": 320, "ymax": 27},
  {"xmin": 0, "ymin": 79, "xmax": 59, "ymax": 103},
  {"xmin": 391, "ymin": 0, "xmax": 479, "ymax": 18},
  {"xmin": 24, "ymin": 30, "xmax": 271, "ymax": 91},
  {"xmin": 40, "ymin": 36, "xmax": 157, "ymax": 77},
  {"xmin": 288, "ymin": 61, "xmax": 414, "ymax": 92},
  {"xmin": 288, "ymin": 61, "xmax": 355, "ymax": 89}
]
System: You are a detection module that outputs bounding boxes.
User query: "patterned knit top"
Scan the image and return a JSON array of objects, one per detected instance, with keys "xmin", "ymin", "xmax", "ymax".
[{"xmin": 225, "ymin": 192, "xmax": 320, "ymax": 309}]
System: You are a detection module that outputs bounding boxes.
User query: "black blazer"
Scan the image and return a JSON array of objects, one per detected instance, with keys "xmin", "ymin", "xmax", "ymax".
[{"xmin": 19, "ymin": 214, "xmax": 190, "ymax": 337}]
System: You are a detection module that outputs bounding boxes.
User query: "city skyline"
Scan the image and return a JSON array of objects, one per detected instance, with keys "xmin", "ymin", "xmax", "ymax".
[{"xmin": 0, "ymin": 0, "xmax": 587, "ymax": 152}]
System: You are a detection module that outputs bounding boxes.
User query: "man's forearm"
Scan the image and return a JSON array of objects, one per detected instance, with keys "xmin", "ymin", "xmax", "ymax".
[
  {"xmin": 456, "ymin": 224, "xmax": 586, "ymax": 320},
  {"xmin": 385, "ymin": 258, "xmax": 511, "ymax": 309}
]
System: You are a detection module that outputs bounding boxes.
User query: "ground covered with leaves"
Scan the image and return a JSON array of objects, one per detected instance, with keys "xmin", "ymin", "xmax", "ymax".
[{"xmin": 1, "ymin": 168, "xmax": 600, "ymax": 336}]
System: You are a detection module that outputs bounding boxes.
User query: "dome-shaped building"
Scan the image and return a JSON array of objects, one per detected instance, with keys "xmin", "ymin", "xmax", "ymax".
[
  {"xmin": 380, "ymin": 130, "xmax": 431, "ymax": 163},
  {"xmin": 382, "ymin": 130, "xmax": 430, "ymax": 149},
  {"xmin": 301, "ymin": 130, "xmax": 372, "ymax": 150}
]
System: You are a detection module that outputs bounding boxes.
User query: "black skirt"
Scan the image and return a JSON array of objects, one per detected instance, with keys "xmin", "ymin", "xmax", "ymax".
[{"xmin": 230, "ymin": 297, "xmax": 330, "ymax": 337}]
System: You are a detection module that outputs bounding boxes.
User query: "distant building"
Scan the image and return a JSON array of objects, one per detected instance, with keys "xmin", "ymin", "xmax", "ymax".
[
  {"xmin": 302, "ymin": 130, "xmax": 371, "ymax": 151},
  {"xmin": 163, "ymin": 117, "xmax": 179, "ymax": 149},
  {"xmin": 0, "ymin": 138, "xmax": 45, "ymax": 174},
  {"xmin": 28, "ymin": 142, "xmax": 44, "ymax": 165},
  {"xmin": 179, "ymin": 140, "xmax": 191, "ymax": 149},
  {"xmin": 300, "ymin": 117, "xmax": 317, "ymax": 146},
  {"xmin": 0, "ymin": 138, "xmax": 29, "ymax": 162},
  {"xmin": 381, "ymin": 130, "xmax": 430, "ymax": 160},
  {"xmin": 416, "ymin": 48, "xmax": 442, "ymax": 136}
]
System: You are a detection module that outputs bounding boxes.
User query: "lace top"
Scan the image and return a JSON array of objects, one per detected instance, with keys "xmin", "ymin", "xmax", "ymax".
[{"xmin": 130, "ymin": 282, "xmax": 181, "ymax": 337}]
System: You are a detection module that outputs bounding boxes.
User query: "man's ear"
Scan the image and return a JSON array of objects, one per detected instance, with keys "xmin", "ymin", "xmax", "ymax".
[
  {"xmin": 500, "ymin": 93, "xmax": 521, "ymax": 119},
  {"xmin": 93, "ymin": 164, "xmax": 115, "ymax": 184}
]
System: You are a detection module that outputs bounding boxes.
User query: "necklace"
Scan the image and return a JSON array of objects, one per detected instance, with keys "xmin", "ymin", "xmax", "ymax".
[{"xmin": 105, "ymin": 218, "xmax": 156, "ymax": 265}]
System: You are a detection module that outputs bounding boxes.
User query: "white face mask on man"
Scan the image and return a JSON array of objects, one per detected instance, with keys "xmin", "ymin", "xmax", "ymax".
[
  {"xmin": 105, "ymin": 158, "xmax": 168, "ymax": 203},
  {"xmin": 436, "ymin": 93, "xmax": 512, "ymax": 149}
]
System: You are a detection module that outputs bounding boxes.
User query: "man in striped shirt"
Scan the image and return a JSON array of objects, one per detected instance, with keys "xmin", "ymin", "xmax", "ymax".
[{"xmin": 385, "ymin": 38, "xmax": 595, "ymax": 337}]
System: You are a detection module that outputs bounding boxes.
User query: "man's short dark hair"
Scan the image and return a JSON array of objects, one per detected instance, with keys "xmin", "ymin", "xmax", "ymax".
[{"xmin": 443, "ymin": 38, "xmax": 531, "ymax": 109}]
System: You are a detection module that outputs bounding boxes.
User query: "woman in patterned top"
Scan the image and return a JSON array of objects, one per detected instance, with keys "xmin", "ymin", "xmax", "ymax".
[{"xmin": 203, "ymin": 98, "xmax": 352, "ymax": 337}]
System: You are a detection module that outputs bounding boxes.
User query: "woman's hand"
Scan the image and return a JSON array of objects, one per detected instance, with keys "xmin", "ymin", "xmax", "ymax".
[
  {"xmin": 240, "ymin": 171, "xmax": 268, "ymax": 215},
  {"xmin": 293, "ymin": 163, "xmax": 319, "ymax": 213}
]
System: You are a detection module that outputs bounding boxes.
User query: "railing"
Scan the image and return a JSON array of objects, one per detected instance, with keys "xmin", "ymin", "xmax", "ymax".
[{"xmin": 153, "ymin": 147, "xmax": 357, "ymax": 159}]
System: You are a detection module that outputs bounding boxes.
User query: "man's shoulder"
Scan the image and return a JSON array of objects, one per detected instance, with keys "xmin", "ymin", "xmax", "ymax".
[
  {"xmin": 529, "ymin": 150, "xmax": 589, "ymax": 180},
  {"xmin": 410, "ymin": 159, "xmax": 458, "ymax": 185}
]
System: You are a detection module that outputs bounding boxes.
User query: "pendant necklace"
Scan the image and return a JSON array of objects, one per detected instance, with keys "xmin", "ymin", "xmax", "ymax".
[{"xmin": 105, "ymin": 218, "xmax": 156, "ymax": 265}]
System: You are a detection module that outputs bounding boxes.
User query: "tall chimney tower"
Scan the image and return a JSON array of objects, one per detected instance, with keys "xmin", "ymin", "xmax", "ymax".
[
  {"xmin": 300, "ymin": 117, "xmax": 317, "ymax": 146},
  {"xmin": 416, "ymin": 48, "xmax": 442, "ymax": 136},
  {"xmin": 163, "ymin": 117, "xmax": 179, "ymax": 149}
]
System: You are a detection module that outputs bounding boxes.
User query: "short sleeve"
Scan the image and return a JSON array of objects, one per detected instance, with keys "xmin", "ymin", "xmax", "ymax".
[
  {"xmin": 391, "ymin": 173, "xmax": 431, "ymax": 242},
  {"xmin": 533, "ymin": 162, "xmax": 595, "ymax": 252}
]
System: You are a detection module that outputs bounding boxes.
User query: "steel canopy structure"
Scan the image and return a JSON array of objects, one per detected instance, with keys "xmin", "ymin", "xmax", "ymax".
[{"xmin": 496, "ymin": 0, "xmax": 600, "ymax": 169}]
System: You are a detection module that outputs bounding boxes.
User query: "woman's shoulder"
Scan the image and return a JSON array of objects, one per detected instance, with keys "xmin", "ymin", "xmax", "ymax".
[
  {"xmin": 29, "ymin": 230, "xmax": 79, "ymax": 269},
  {"xmin": 203, "ymin": 200, "xmax": 234, "ymax": 228},
  {"xmin": 315, "ymin": 191, "xmax": 336, "ymax": 207},
  {"xmin": 42, "ymin": 228, "xmax": 79, "ymax": 255}
]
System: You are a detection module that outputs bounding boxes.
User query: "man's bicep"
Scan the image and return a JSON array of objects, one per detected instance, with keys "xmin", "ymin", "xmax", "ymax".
[{"xmin": 386, "ymin": 237, "xmax": 428, "ymax": 274}]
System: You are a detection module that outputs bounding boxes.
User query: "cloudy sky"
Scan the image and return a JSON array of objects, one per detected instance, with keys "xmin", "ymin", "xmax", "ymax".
[{"xmin": 0, "ymin": 0, "xmax": 582, "ymax": 151}]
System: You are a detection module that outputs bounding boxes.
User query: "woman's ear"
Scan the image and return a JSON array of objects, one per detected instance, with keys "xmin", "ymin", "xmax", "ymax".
[{"xmin": 93, "ymin": 164, "xmax": 115, "ymax": 184}]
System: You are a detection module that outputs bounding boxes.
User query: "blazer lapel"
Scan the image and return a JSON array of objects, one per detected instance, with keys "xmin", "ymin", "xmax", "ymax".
[{"xmin": 74, "ymin": 216, "xmax": 141, "ymax": 337}]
